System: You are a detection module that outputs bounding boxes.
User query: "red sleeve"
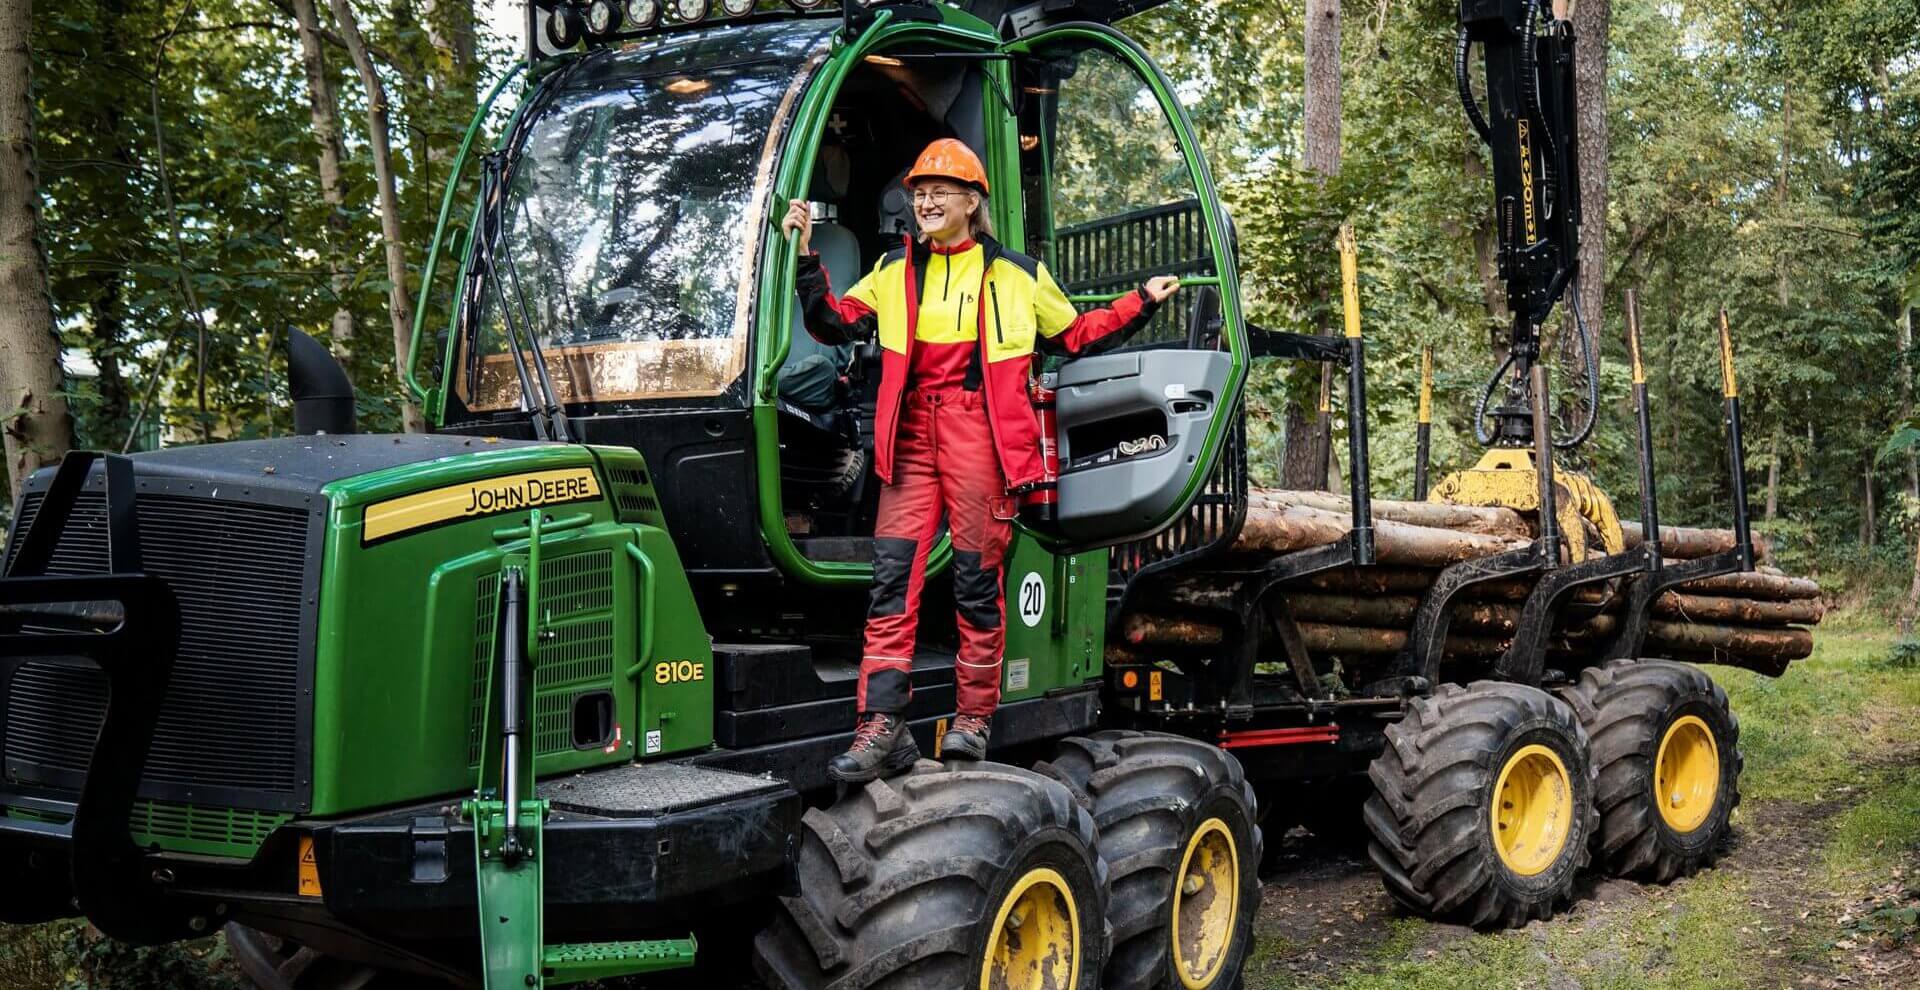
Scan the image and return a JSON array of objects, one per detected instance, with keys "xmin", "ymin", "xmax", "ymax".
[
  {"xmin": 1048, "ymin": 289, "xmax": 1157, "ymax": 356},
  {"xmin": 796, "ymin": 253, "xmax": 877, "ymax": 345}
]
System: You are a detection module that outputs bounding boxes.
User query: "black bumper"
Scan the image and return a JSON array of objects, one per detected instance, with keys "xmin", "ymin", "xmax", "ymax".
[{"xmin": 0, "ymin": 768, "xmax": 801, "ymax": 948}]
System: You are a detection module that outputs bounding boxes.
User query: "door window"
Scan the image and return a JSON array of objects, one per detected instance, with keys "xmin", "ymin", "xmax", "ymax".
[{"xmin": 1020, "ymin": 45, "xmax": 1218, "ymax": 349}]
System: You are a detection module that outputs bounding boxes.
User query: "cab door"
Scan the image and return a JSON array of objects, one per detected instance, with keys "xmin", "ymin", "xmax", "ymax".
[{"xmin": 1002, "ymin": 23, "xmax": 1247, "ymax": 550}]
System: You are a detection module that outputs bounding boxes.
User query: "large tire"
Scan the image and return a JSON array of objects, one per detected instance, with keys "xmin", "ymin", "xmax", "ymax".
[
  {"xmin": 1040, "ymin": 731, "xmax": 1262, "ymax": 990},
  {"xmin": 1364, "ymin": 681, "xmax": 1597, "ymax": 928},
  {"xmin": 753, "ymin": 760, "xmax": 1109, "ymax": 990},
  {"xmin": 1558, "ymin": 659, "xmax": 1742, "ymax": 883},
  {"xmin": 224, "ymin": 924, "xmax": 395, "ymax": 990}
]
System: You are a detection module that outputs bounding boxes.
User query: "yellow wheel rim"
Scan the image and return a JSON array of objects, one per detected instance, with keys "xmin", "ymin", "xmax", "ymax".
[
  {"xmin": 1171, "ymin": 819, "xmax": 1239, "ymax": 989},
  {"xmin": 1490, "ymin": 744, "xmax": 1573, "ymax": 877},
  {"xmin": 979, "ymin": 867, "xmax": 1079, "ymax": 990},
  {"xmin": 1654, "ymin": 715, "xmax": 1720, "ymax": 833}
]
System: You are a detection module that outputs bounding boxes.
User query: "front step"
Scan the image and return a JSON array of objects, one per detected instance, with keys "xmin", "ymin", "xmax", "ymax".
[{"xmin": 543, "ymin": 937, "xmax": 697, "ymax": 985}]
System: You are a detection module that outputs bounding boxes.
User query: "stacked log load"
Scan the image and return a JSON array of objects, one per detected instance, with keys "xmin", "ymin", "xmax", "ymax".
[{"xmin": 1116, "ymin": 488, "xmax": 1823, "ymax": 681}]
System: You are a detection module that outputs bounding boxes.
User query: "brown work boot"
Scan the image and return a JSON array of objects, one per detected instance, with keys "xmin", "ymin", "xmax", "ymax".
[
  {"xmin": 941, "ymin": 714, "xmax": 991, "ymax": 761},
  {"xmin": 828, "ymin": 713, "xmax": 918, "ymax": 783}
]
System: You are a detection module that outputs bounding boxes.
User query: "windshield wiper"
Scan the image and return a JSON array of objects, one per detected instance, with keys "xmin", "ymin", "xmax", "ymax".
[{"xmin": 477, "ymin": 151, "xmax": 572, "ymax": 443}]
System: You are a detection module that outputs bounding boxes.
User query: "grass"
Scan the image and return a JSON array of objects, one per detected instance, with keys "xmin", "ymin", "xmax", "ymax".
[{"xmin": 1248, "ymin": 609, "xmax": 1920, "ymax": 990}]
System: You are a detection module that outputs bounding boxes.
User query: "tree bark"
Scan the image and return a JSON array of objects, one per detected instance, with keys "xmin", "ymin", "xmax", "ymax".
[
  {"xmin": 1235, "ymin": 503, "xmax": 1526, "ymax": 564},
  {"xmin": 1286, "ymin": 0, "xmax": 1342, "ymax": 490},
  {"xmin": 1904, "ymin": 305, "xmax": 1917, "ymax": 498},
  {"xmin": 1302, "ymin": 0, "xmax": 1342, "ymax": 178},
  {"xmin": 1863, "ymin": 459, "xmax": 1877, "ymax": 547},
  {"xmin": 1569, "ymin": 0, "xmax": 1608, "ymax": 383},
  {"xmin": 1250, "ymin": 488, "xmax": 1531, "ymax": 538},
  {"xmin": 1776, "ymin": 85, "xmax": 1791, "ymax": 307},
  {"xmin": 291, "ymin": 0, "xmax": 357, "ymax": 363},
  {"xmin": 1467, "ymin": 150, "xmax": 1509, "ymax": 342},
  {"xmin": 329, "ymin": 0, "xmax": 425, "ymax": 432},
  {"xmin": 0, "ymin": 0, "xmax": 73, "ymax": 504},
  {"xmin": 1901, "ymin": 535, "xmax": 1920, "ymax": 637},
  {"xmin": 1279, "ymin": 402, "xmax": 1321, "ymax": 489},
  {"xmin": 1671, "ymin": 569, "xmax": 1820, "ymax": 602},
  {"xmin": 1764, "ymin": 423, "xmax": 1779, "ymax": 521},
  {"xmin": 1620, "ymin": 521, "xmax": 1771, "ymax": 562},
  {"xmin": 1653, "ymin": 591, "xmax": 1823, "ymax": 626}
]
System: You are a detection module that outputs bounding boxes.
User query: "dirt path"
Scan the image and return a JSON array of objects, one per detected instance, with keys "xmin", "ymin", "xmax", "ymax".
[{"xmin": 1243, "ymin": 753, "xmax": 1920, "ymax": 989}]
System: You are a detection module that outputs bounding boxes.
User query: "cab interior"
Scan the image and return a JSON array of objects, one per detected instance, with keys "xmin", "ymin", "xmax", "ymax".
[{"xmin": 774, "ymin": 51, "xmax": 998, "ymax": 565}]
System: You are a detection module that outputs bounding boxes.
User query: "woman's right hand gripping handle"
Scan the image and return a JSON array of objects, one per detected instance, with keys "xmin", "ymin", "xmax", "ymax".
[{"xmin": 781, "ymin": 198, "xmax": 813, "ymax": 256}]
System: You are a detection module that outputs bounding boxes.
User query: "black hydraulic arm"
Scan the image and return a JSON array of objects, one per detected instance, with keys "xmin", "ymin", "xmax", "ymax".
[{"xmin": 1458, "ymin": 0, "xmax": 1587, "ymax": 448}]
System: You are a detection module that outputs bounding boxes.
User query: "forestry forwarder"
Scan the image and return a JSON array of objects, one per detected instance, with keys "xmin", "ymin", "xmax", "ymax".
[{"xmin": 0, "ymin": 1, "xmax": 1770, "ymax": 987}]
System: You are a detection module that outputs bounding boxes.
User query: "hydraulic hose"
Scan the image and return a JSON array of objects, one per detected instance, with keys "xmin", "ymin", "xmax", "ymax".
[
  {"xmin": 1553, "ymin": 279, "xmax": 1600, "ymax": 450},
  {"xmin": 1474, "ymin": 348, "xmax": 1520, "ymax": 446},
  {"xmin": 1456, "ymin": 27, "xmax": 1491, "ymax": 145}
]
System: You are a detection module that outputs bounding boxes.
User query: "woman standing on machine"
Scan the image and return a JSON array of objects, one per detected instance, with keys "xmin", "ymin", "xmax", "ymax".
[{"xmin": 781, "ymin": 138, "xmax": 1181, "ymax": 782}]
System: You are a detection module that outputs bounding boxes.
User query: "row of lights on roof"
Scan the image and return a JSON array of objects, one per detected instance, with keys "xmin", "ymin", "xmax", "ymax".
[{"xmin": 548, "ymin": 0, "xmax": 882, "ymax": 49}]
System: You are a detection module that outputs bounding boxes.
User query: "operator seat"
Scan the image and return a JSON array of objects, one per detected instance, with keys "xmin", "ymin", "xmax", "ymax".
[{"xmin": 779, "ymin": 146, "xmax": 862, "ymax": 416}]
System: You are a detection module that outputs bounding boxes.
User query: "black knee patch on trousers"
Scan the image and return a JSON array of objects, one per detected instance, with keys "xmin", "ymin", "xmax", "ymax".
[
  {"xmin": 868, "ymin": 537, "xmax": 917, "ymax": 617},
  {"xmin": 951, "ymin": 549, "xmax": 1002, "ymax": 630},
  {"xmin": 865, "ymin": 669, "xmax": 911, "ymax": 713}
]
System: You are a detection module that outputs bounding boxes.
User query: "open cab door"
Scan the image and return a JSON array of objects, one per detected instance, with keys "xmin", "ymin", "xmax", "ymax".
[{"xmin": 1002, "ymin": 22, "xmax": 1247, "ymax": 552}]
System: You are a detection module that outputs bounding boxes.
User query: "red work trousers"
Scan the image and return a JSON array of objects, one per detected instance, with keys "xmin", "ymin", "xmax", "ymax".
[{"xmin": 858, "ymin": 390, "xmax": 1013, "ymax": 718}]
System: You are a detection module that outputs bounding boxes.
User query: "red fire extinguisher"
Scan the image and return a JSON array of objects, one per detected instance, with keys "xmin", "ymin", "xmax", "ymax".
[{"xmin": 1022, "ymin": 373, "xmax": 1059, "ymax": 523}]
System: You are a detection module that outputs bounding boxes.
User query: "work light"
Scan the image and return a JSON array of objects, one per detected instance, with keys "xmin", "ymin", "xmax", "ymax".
[
  {"xmin": 672, "ymin": 0, "xmax": 710, "ymax": 21},
  {"xmin": 626, "ymin": 0, "xmax": 661, "ymax": 27},
  {"xmin": 720, "ymin": 0, "xmax": 755, "ymax": 16},
  {"xmin": 585, "ymin": 0, "xmax": 623, "ymax": 35},
  {"xmin": 544, "ymin": 2, "xmax": 585, "ymax": 48},
  {"xmin": 784, "ymin": 0, "xmax": 829, "ymax": 8}
]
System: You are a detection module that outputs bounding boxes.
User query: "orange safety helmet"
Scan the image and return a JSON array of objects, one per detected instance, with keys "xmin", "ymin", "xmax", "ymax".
[{"xmin": 904, "ymin": 138, "xmax": 990, "ymax": 195}]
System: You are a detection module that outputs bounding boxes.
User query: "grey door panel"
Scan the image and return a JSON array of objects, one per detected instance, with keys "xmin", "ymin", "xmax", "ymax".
[{"xmin": 1051, "ymin": 349, "xmax": 1232, "ymax": 547}]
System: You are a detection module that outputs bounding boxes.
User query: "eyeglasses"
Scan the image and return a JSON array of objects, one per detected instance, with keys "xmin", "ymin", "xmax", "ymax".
[{"xmin": 911, "ymin": 189, "xmax": 966, "ymax": 206}]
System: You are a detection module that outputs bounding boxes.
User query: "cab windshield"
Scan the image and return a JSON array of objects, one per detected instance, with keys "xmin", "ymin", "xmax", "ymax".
[{"xmin": 456, "ymin": 24, "xmax": 828, "ymax": 411}]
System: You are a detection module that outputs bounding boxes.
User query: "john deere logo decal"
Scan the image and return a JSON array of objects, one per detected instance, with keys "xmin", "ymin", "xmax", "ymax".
[{"xmin": 362, "ymin": 467, "xmax": 601, "ymax": 544}]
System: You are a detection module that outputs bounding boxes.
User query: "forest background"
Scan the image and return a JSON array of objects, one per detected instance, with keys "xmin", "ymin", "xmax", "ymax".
[{"xmin": 0, "ymin": 0, "xmax": 1917, "ymax": 619}]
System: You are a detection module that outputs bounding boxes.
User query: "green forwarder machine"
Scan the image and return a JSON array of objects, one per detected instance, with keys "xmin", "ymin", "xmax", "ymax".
[{"xmin": 0, "ymin": 2, "xmax": 1769, "ymax": 989}]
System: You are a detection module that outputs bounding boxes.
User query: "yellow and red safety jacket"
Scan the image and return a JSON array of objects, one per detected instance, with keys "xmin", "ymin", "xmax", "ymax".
[{"xmin": 796, "ymin": 234, "xmax": 1159, "ymax": 490}]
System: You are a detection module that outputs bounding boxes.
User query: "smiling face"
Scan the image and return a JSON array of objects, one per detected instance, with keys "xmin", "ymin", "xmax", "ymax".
[{"xmin": 911, "ymin": 179, "xmax": 978, "ymax": 244}]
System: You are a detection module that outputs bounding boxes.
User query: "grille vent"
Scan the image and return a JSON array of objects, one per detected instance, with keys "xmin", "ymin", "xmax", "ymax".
[
  {"xmin": 467, "ymin": 548, "xmax": 618, "ymax": 765},
  {"xmin": 128, "ymin": 799, "xmax": 290, "ymax": 855},
  {"xmin": 2, "ymin": 489, "xmax": 311, "ymax": 805}
]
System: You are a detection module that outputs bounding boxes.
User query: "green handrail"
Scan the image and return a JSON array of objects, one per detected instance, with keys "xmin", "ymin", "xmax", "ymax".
[
  {"xmin": 1067, "ymin": 275, "xmax": 1220, "ymax": 305},
  {"xmin": 406, "ymin": 62, "xmax": 528, "ymax": 410},
  {"xmin": 622, "ymin": 543, "xmax": 658, "ymax": 679}
]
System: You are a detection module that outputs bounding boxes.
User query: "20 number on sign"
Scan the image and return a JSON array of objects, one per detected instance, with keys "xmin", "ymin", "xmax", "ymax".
[{"xmin": 1017, "ymin": 571, "xmax": 1045, "ymax": 628}]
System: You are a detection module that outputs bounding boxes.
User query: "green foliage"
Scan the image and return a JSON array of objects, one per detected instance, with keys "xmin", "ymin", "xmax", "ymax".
[
  {"xmin": 16, "ymin": 0, "xmax": 1920, "ymax": 563},
  {"xmin": 31, "ymin": 0, "xmax": 511, "ymax": 451},
  {"xmin": 1122, "ymin": 0, "xmax": 1919, "ymax": 539},
  {"xmin": 1882, "ymin": 637, "xmax": 1920, "ymax": 670},
  {"xmin": 0, "ymin": 920, "xmax": 245, "ymax": 990}
]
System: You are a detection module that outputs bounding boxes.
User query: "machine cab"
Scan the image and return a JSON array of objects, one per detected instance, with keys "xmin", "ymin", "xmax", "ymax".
[{"xmin": 433, "ymin": 1, "xmax": 1244, "ymax": 600}]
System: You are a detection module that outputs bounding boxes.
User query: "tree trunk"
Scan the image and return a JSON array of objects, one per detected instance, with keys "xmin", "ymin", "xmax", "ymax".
[
  {"xmin": 1234, "ymin": 503, "xmax": 1525, "ymax": 564},
  {"xmin": 1569, "ymin": 0, "xmax": 1608, "ymax": 376},
  {"xmin": 1901, "ymin": 535, "xmax": 1920, "ymax": 637},
  {"xmin": 1764, "ymin": 423, "xmax": 1779, "ymax": 521},
  {"xmin": 1280, "ymin": 402, "xmax": 1320, "ymax": 488},
  {"xmin": 1249, "ymin": 488, "xmax": 1530, "ymax": 538},
  {"xmin": 1653, "ymin": 591, "xmax": 1823, "ymax": 627},
  {"xmin": 1467, "ymin": 150, "xmax": 1509, "ymax": 344},
  {"xmin": 291, "ymin": 0, "xmax": 357, "ymax": 363},
  {"xmin": 329, "ymin": 0, "xmax": 426, "ymax": 432},
  {"xmin": 1904, "ymin": 305, "xmax": 1917, "ymax": 498},
  {"xmin": 1286, "ymin": 0, "xmax": 1341, "ymax": 489},
  {"xmin": 1863, "ymin": 459, "xmax": 1876, "ymax": 547},
  {"xmin": 0, "ymin": 0, "xmax": 72, "ymax": 504},
  {"xmin": 1303, "ymin": 0, "xmax": 1342, "ymax": 178},
  {"xmin": 1776, "ymin": 85, "xmax": 1791, "ymax": 307}
]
